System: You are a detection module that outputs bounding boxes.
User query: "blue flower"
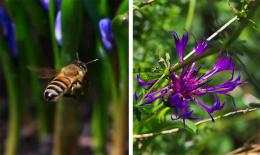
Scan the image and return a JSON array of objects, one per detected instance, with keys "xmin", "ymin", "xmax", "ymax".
[
  {"xmin": 40, "ymin": 0, "xmax": 49, "ymax": 10},
  {"xmin": 0, "ymin": 8, "xmax": 17, "ymax": 57},
  {"xmin": 55, "ymin": 10, "xmax": 62, "ymax": 45},
  {"xmin": 99, "ymin": 18, "xmax": 114, "ymax": 50},
  {"xmin": 137, "ymin": 32, "xmax": 245, "ymax": 123}
]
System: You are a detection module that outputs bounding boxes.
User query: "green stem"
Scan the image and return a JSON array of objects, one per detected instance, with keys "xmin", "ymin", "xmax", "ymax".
[
  {"xmin": 14, "ymin": 7, "xmax": 48, "ymax": 137},
  {"xmin": 0, "ymin": 41, "xmax": 20, "ymax": 155},
  {"xmin": 49, "ymin": 0, "xmax": 61, "ymax": 68},
  {"xmin": 92, "ymin": 55, "xmax": 115, "ymax": 155},
  {"xmin": 53, "ymin": 99, "xmax": 78, "ymax": 155},
  {"xmin": 110, "ymin": 91, "xmax": 128, "ymax": 155},
  {"xmin": 185, "ymin": 0, "xmax": 196, "ymax": 31},
  {"xmin": 111, "ymin": 13, "xmax": 129, "ymax": 154}
]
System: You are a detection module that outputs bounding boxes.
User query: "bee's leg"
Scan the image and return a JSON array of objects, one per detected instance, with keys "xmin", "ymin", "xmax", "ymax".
[
  {"xmin": 62, "ymin": 81, "xmax": 81, "ymax": 98},
  {"xmin": 71, "ymin": 81, "xmax": 82, "ymax": 93}
]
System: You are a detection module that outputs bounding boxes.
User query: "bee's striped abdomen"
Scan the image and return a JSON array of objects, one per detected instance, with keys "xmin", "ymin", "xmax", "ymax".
[{"xmin": 44, "ymin": 76, "xmax": 71, "ymax": 102}]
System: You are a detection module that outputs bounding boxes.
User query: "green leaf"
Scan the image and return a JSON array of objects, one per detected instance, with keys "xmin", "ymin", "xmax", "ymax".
[
  {"xmin": 116, "ymin": 0, "xmax": 128, "ymax": 15},
  {"xmin": 184, "ymin": 120, "xmax": 198, "ymax": 134},
  {"xmin": 83, "ymin": 0, "xmax": 100, "ymax": 27},
  {"xmin": 157, "ymin": 107, "xmax": 170, "ymax": 121},
  {"xmin": 61, "ymin": 0, "xmax": 83, "ymax": 63},
  {"xmin": 112, "ymin": 13, "xmax": 129, "ymax": 85},
  {"xmin": 134, "ymin": 107, "xmax": 142, "ymax": 121}
]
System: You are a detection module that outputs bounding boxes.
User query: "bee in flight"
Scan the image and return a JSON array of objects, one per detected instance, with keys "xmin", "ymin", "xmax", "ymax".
[
  {"xmin": 44, "ymin": 59, "xmax": 98, "ymax": 102},
  {"xmin": 30, "ymin": 59, "xmax": 98, "ymax": 102}
]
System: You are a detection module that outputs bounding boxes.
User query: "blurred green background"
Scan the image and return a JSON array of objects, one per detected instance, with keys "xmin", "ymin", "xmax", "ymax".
[
  {"xmin": 0, "ymin": 0, "xmax": 128, "ymax": 155},
  {"xmin": 133, "ymin": 0, "xmax": 260, "ymax": 154}
]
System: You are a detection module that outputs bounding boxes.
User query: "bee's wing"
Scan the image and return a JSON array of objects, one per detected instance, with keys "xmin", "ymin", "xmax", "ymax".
[{"xmin": 27, "ymin": 66, "xmax": 57, "ymax": 79}]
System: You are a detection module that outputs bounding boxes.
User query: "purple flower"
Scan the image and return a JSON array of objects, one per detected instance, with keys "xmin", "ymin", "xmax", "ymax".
[
  {"xmin": 0, "ymin": 8, "xmax": 17, "ymax": 57},
  {"xmin": 137, "ymin": 32, "xmax": 244, "ymax": 124},
  {"xmin": 55, "ymin": 11, "xmax": 62, "ymax": 45},
  {"xmin": 99, "ymin": 18, "xmax": 114, "ymax": 50}
]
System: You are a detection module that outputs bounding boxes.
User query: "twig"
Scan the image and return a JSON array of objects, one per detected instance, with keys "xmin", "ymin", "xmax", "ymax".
[
  {"xmin": 227, "ymin": 144, "xmax": 260, "ymax": 155},
  {"xmin": 183, "ymin": 16, "xmax": 238, "ymax": 60},
  {"xmin": 138, "ymin": 0, "xmax": 156, "ymax": 9},
  {"xmin": 133, "ymin": 108, "xmax": 258, "ymax": 139}
]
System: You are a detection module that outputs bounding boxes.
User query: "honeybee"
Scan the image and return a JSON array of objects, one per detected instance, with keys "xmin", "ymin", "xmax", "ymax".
[{"xmin": 30, "ymin": 59, "xmax": 98, "ymax": 102}]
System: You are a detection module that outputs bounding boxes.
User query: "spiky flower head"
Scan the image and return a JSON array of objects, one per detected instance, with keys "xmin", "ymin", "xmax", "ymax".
[{"xmin": 137, "ymin": 32, "xmax": 245, "ymax": 124}]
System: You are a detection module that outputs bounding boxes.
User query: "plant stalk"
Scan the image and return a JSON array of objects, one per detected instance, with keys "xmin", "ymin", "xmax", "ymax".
[{"xmin": 0, "ymin": 41, "xmax": 20, "ymax": 155}]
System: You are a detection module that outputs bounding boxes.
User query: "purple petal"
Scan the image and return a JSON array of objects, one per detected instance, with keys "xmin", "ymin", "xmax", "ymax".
[
  {"xmin": 99, "ymin": 18, "xmax": 113, "ymax": 50},
  {"xmin": 170, "ymin": 72, "xmax": 179, "ymax": 83},
  {"xmin": 137, "ymin": 74, "xmax": 157, "ymax": 87},
  {"xmin": 195, "ymin": 96, "xmax": 225, "ymax": 120},
  {"xmin": 208, "ymin": 95, "xmax": 226, "ymax": 113},
  {"xmin": 170, "ymin": 93, "xmax": 183, "ymax": 106},
  {"xmin": 215, "ymin": 54, "xmax": 234, "ymax": 71},
  {"xmin": 195, "ymin": 39, "xmax": 208, "ymax": 55},
  {"xmin": 205, "ymin": 72, "xmax": 243, "ymax": 94},
  {"xmin": 180, "ymin": 99, "xmax": 200, "ymax": 120},
  {"xmin": 202, "ymin": 53, "xmax": 235, "ymax": 79},
  {"xmin": 144, "ymin": 91, "xmax": 172, "ymax": 104},
  {"xmin": 170, "ymin": 32, "xmax": 188, "ymax": 62},
  {"xmin": 185, "ymin": 113, "xmax": 201, "ymax": 120},
  {"xmin": 55, "ymin": 11, "xmax": 62, "ymax": 45},
  {"xmin": 145, "ymin": 86, "xmax": 170, "ymax": 98},
  {"xmin": 194, "ymin": 98, "xmax": 211, "ymax": 113},
  {"xmin": 168, "ymin": 94, "xmax": 182, "ymax": 118}
]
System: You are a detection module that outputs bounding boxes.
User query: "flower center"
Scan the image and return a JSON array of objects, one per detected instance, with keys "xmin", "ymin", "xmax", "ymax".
[{"xmin": 172, "ymin": 76, "xmax": 199, "ymax": 99}]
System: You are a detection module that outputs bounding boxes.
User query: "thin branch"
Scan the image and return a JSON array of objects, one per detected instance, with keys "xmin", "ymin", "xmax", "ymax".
[
  {"xmin": 183, "ymin": 16, "xmax": 238, "ymax": 60},
  {"xmin": 135, "ymin": 0, "xmax": 156, "ymax": 10},
  {"xmin": 227, "ymin": 144, "xmax": 260, "ymax": 155},
  {"xmin": 133, "ymin": 108, "xmax": 258, "ymax": 139}
]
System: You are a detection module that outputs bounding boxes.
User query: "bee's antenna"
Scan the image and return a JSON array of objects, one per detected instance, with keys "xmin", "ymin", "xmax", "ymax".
[{"xmin": 85, "ymin": 59, "xmax": 99, "ymax": 65}]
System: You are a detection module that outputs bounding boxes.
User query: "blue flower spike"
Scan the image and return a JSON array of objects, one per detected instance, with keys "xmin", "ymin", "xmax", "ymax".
[{"xmin": 99, "ymin": 18, "xmax": 114, "ymax": 51}]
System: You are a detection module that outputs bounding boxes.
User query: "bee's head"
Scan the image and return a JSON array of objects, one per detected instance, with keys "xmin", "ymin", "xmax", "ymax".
[
  {"xmin": 74, "ymin": 60, "xmax": 88, "ymax": 71},
  {"xmin": 74, "ymin": 59, "xmax": 99, "ymax": 71}
]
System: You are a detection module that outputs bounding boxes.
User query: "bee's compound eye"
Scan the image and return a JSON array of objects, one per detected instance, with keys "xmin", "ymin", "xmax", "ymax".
[{"xmin": 44, "ymin": 91, "xmax": 57, "ymax": 102}]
